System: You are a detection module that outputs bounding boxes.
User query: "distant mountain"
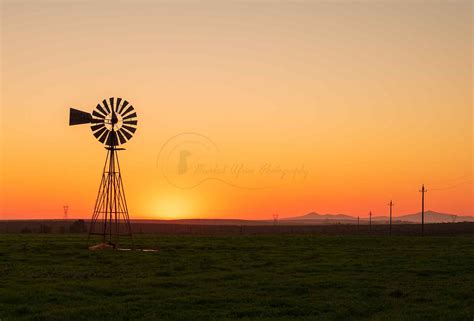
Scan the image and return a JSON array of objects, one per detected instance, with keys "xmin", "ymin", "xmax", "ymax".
[
  {"xmin": 282, "ymin": 212, "xmax": 355, "ymax": 221},
  {"xmin": 397, "ymin": 210, "xmax": 474, "ymax": 223},
  {"xmin": 283, "ymin": 210, "xmax": 474, "ymax": 224}
]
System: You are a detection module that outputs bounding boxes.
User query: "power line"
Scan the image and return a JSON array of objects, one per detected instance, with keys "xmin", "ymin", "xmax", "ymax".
[{"xmin": 429, "ymin": 178, "xmax": 472, "ymax": 191}]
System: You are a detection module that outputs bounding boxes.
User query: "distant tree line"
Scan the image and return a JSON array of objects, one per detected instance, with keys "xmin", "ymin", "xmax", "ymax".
[{"xmin": 19, "ymin": 219, "xmax": 87, "ymax": 234}]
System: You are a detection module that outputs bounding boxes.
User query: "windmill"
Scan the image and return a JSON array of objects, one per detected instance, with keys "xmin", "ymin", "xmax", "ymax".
[{"xmin": 69, "ymin": 98, "xmax": 137, "ymax": 249}]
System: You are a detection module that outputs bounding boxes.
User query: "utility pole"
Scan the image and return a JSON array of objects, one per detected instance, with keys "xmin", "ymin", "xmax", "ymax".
[
  {"xmin": 388, "ymin": 200, "xmax": 394, "ymax": 235},
  {"xmin": 369, "ymin": 211, "xmax": 372, "ymax": 232},
  {"xmin": 419, "ymin": 184, "xmax": 427, "ymax": 236},
  {"xmin": 273, "ymin": 213, "xmax": 279, "ymax": 226}
]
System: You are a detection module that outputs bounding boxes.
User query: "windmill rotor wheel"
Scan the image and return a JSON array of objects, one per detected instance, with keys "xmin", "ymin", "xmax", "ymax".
[{"xmin": 90, "ymin": 97, "xmax": 138, "ymax": 146}]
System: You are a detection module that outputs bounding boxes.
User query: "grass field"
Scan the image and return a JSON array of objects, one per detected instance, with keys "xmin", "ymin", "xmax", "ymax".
[{"xmin": 0, "ymin": 234, "xmax": 473, "ymax": 321}]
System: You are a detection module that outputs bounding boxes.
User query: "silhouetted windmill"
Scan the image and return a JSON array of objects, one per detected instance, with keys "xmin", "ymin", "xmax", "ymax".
[{"xmin": 69, "ymin": 98, "xmax": 138, "ymax": 248}]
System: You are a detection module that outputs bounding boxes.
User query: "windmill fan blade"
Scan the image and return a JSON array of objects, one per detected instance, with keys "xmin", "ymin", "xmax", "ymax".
[
  {"xmin": 91, "ymin": 118, "xmax": 104, "ymax": 124},
  {"xmin": 98, "ymin": 130, "xmax": 109, "ymax": 144},
  {"xmin": 106, "ymin": 131, "xmax": 117, "ymax": 146},
  {"xmin": 92, "ymin": 110, "xmax": 106, "ymax": 119},
  {"xmin": 69, "ymin": 108, "xmax": 92, "ymax": 126},
  {"xmin": 120, "ymin": 128, "xmax": 133, "ymax": 140},
  {"xmin": 95, "ymin": 104, "xmax": 108, "ymax": 117},
  {"xmin": 93, "ymin": 126, "xmax": 108, "ymax": 140},
  {"xmin": 123, "ymin": 112, "xmax": 137, "ymax": 120},
  {"xmin": 117, "ymin": 130, "xmax": 127, "ymax": 144},
  {"xmin": 123, "ymin": 120, "xmax": 137, "ymax": 126},
  {"xmin": 102, "ymin": 99, "xmax": 111, "ymax": 113},
  {"xmin": 118, "ymin": 100, "xmax": 129, "ymax": 114},
  {"xmin": 122, "ymin": 124, "xmax": 136, "ymax": 133},
  {"xmin": 109, "ymin": 97, "xmax": 115, "ymax": 111},
  {"xmin": 121, "ymin": 105, "xmax": 134, "ymax": 117},
  {"xmin": 116, "ymin": 98, "xmax": 122, "ymax": 112},
  {"xmin": 91, "ymin": 123, "xmax": 105, "ymax": 132}
]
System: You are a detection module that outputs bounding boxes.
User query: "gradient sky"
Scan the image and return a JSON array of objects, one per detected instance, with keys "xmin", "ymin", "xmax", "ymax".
[{"xmin": 1, "ymin": 1, "xmax": 472, "ymax": 220}]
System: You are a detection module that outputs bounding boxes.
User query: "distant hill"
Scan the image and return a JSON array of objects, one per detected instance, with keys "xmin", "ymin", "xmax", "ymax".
[
  {"xmin": 282, "ymin": 212, "xmax": 355, "ymax": 221},
  {"xmin": 282, "ymin": 210, "xmax": 474, "ymax": 224},
  {"xmin": 397, "ymin": 211, "xmax": 474, "ymax": 223},
  {"xmin": 132, "ymin": 211, "xmax": 474, "ymax": 225}
]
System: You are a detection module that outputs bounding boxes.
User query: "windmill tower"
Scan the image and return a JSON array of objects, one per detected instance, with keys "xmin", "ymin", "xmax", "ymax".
[{"xmin": 69, "ymin": 97, "xmax": 138, "ymax": 248}]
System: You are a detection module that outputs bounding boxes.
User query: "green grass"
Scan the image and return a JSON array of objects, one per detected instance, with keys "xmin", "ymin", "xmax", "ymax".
[{"xmin": 0, "ymin": 234, "xmax": 473, "ymax": 321}]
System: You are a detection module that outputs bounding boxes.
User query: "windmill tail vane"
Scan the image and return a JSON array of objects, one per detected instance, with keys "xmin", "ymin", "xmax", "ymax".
[{"xmin": 69, "ymin": 97, "xmax": 138, "ymax": 249}]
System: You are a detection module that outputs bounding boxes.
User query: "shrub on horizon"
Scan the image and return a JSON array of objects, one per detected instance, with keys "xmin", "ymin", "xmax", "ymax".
[{"xmin": 69, "ymin": 219, "xmax": 87, "ymax": 233}]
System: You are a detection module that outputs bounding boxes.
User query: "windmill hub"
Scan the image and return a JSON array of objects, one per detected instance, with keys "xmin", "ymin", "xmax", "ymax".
[
  {"xmin": 69, "ymin": 97, "xmax": 138, "ymax": 249},
  {"xmin": 105, "ymin": 112, "xmax": 122, "ymax": 131}
]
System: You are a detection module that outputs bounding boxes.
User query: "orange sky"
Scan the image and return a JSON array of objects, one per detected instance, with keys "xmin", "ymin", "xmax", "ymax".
[{"xmin": 1, "ymin": 1, "xmax": 472, "ymax": 220}]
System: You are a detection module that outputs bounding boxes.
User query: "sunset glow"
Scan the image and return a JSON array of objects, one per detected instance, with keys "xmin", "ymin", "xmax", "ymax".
[{"xmin": 1, "ymin": 1, "xmax": 472, "ymax": 220}]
